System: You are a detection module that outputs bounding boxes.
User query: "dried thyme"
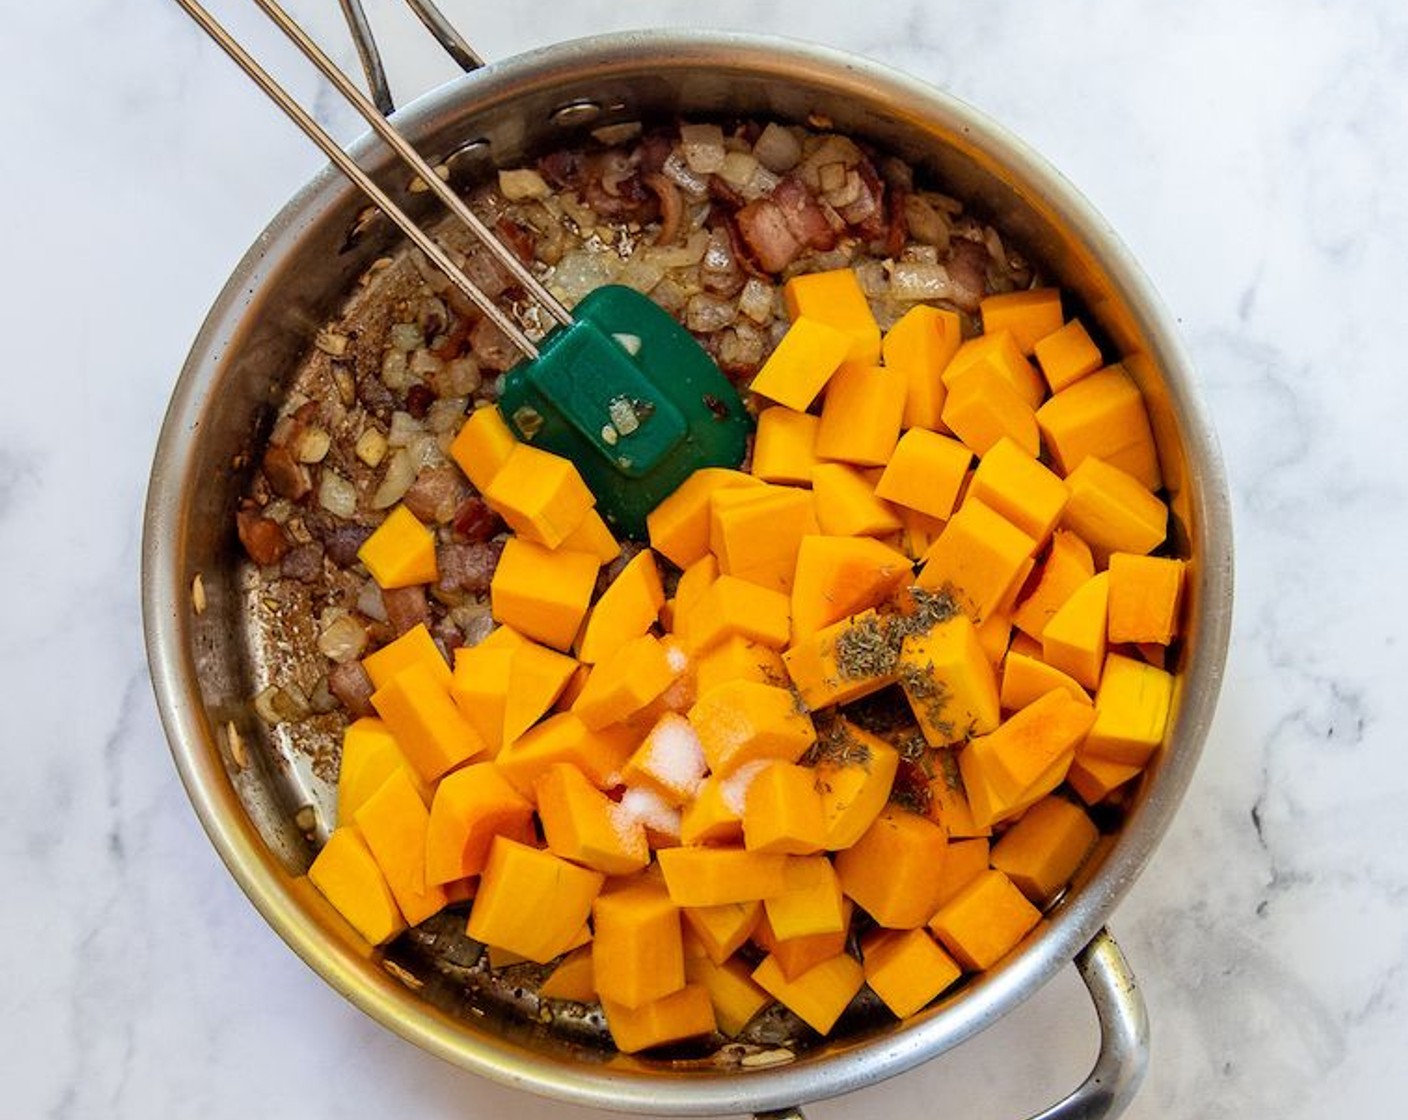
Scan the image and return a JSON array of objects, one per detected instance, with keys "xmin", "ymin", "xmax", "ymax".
[{"xmin": 801, "ymin": 719, "xmax": 875, "ymax": 769}]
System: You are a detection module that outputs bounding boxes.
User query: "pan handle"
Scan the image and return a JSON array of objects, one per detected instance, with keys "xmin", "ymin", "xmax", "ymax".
[
  {"xmin": 754, "ymin": 927, "xmax": 1149, "ymax": 1120},
  {"xmin": 338, "ymin": 0, "xmax": 484, "ymax": 114}
]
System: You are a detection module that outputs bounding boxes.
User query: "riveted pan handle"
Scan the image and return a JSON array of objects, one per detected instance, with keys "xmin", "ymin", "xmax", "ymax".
[
  {"xmin": 756, "ymin": 927, "xmax": 1149, "ymax": 1120},
  {"xmin": 338, "ymin": 0, "xmax": 483, "ymax": 114}
]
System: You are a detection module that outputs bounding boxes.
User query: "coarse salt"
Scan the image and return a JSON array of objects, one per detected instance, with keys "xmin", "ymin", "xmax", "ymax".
[{"xmin": 638, "ymin": 713, "xmax": 706, "ymax": 799}]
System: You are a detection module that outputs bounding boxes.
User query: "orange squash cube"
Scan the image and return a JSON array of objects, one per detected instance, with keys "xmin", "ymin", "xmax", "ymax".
[
  {"xmin": 762, "ymin": 855, "xmax": 846, "ymax": 941},
  {"xmin": 600, "ymin": 984, "xmax": 717, "ymax": 1054},
  {"xmin": 647, "ymin": 467, "xmax": 764, "ymax": 569},
  {"xmin": 657, "ymin": 846, "xmax": 791, "ymax": 908},
  {"xmin": 681, "ymin": 900, "xmax": 762, "ymax": 965},
  {"xmin": 1000, "ymin": 650, "xmax": 1091, "ymax": 711},
  {"xmin": 692, "ymin": 635, "xmax": 788, "ymax": 698},
  {"xmin": 753, "ymin": 900, "xmax": 854, "ymax": 981},
  {"xmin": 1012, "ymin": 529, "xmax": 1096, "ymax": 641},
  {"xmin": 540, "ymin": 945, "xmax": 597, "ymax": 1002},
  {"xmin": 752, "ymin": 951, "xmax": 864, "ymax": 1035},
  {"xmin": 925, "ymin": 750, "xmax": 991, "ymax": 839},
  {"xmin": 969, "ymin": 436, "xmax": 1069, "ymax": 545},
  {"xmin": 572, "ymin": 634, "xmax": 680, "ymax": 730},
  {"xmin": 1036, "ymin": 364, "xmax": 1162, "ymax": 491},
  {"xmin": 783, "ymin": 609, "xmax": 899, "ymax": 711},
  {"xmin": 883, "ymin": 303, "xmax": 963, "ymax": 431},
  {"xmin": 1061, "ymin": 457, "xmax": 1167, "ymax": 563},
  {"xmin": 941, "ymin": 362, "xmax": 1040, "ymax": 457},
  {"xmin": 336, "ymin": 717, "xmax": 429, "ymax": 827},
  {"xmin": 709, "ymin": 484, "xmax": 817, "ymax": 593},
  {"xmin": 789, "ymin": 536, "xmax": 913, "ymax": 643},
  {"xmin": 990, "ymin": 795, "xmax": 1099, "ymax": 904},
  {"xmin": 742, "ymin": 762, "xmax": 828, "ymax": 855},
  {"xmin": 483, "ymin": 442, "xmax": 595, "ymax": 548},
  {"xmin": 687, "ymin": 679, "xmax": 816, "ymax": 776},
  {"xmin": 448, "ymin": 404, "xmax": 517, "ymax": 491},
  {"xmin": 751, "ymin": 406, "xmax": 821, "ymax": 485},
  {"xmin": 307, "ymin": 827, "xmax": 406, "ymax": 946},
  {"xmin": 490, "ymin": 537, "xmax": 599, "ymax": 651},
  {"xmin": 916, "ymin": 499, "xmax": 1036, "ymax": 623},
  {"xmin": 834, "ymin": 807, "xmax": 949, "ymax": 930},
  {"xmin": 686, "ymin": 575, "xmax": 792, "ymax": 653},
  {"xmin": 1107, "ymin": 553, "xmax": 1186, "ymax": 645},
  {"xmin": 815, "ymin": 363, "xmax": 907, "ymax": 466},
  {"xmin": 979, "ymin": 289, "xmax": 1064, "ymax": 356},
  {"xmin": 679, "ymin": 776, "xmax": 746, "ymax": 846},
  {"xmin": 354, "ymin": 768, "xmax": 448, "ymax": 926},
  {"xmin": 684, "ymin": 954, "xmax": 771, "ymax": 1036},
  {"xmin": 466, "ymin": 837, "xmax": 604, "ymax": 963},
  {"xmin": 897, "ymin": 613, "xmax": 1001, "ymax": 747},
  {"xmin": 874, "ymin": 427, "xmax": 972, "ymax": 521},
  {"xmin": 558, "ymin": 508, "xmax": 620, "ymax": 564},
  {"xmin": 933, "ymin": 837, "xmax": 991, "ymax": 907},
  {"xmin": 812, "ymin": 720, "xmax": 901, "ymax": 850},
  {"xmin": 357, "ymin": 504, "xmax": 438, "ymax": 590},
  {"xmin": 495, "ymin": 711, "xmax": 641, "ymax": 796},
  {"xmin": 810, "ymin": 463, "xmax": 902, "ymax": 538},
  {"xmin": 1042, "ymin": 571, "xmax": 1110, "ymax": 690},
  {"xmin": 576, "ymin": 549, "xmax": 664, "ymax": 664},
  {"xmin": 361, "ymin": 621, "xmax": 451, "ymax": 691},
  {"xmin": 622, "ymin": 712, "xmax": 707, "ymax": 805},
  {"xmin": 1084, "ymin": 653, "xmax": 1174, "ymax": 767},
  {"xmin": 783, "ymin": 268, "xmax": 882, "ymax": 365},
  {"xmin": 536, "ymin": 762, "xmax": 650, "ymax": 876},
  {"xmin": 942, "ymin": 330, "xmax": 1046, "ymax": 407},
  {"xmin": 501, "ymin": 639, "xmax": 579, "ymax": 745},
  {"xmin": 450, "ymin": 641, "xmax": 514, "ymax": 753},
  {"xmin": 929, "ymin": 869, "xmax": 1042, "ymax": 971},
  {"xmin": 592, "ymin": 880, "xmax": 685, "ymax": 1009},
  {"xmin": 425, "ymin": 761, "xmax": 535, "ymax": 884},
  {"xmin": 1067, "ymin": 753, "xmax": 1144, "ymax": 805},
  {"xmin": 749, "ymin": 316, "xmax": 854, "ymax": 411},
  {"xmin": 1033, "ymin": 317, "xmax": 1103, "ymax": 393},
  {"xmin": 370, "ymin": 660, "xmax": 487, "ymax": 782},
  {"xmin": 862, "ymin": 928, "xmax": 962, "ymax": 1018}
]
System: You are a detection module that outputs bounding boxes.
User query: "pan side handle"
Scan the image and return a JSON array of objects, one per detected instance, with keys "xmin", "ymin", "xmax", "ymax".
[
  {"xmin": 339, "ymin": 0, "xmax": 483, "ymax": 114},
  {"xmin": 755, "ymin": 927, "xmax": 1150, "ymax": 1120}
]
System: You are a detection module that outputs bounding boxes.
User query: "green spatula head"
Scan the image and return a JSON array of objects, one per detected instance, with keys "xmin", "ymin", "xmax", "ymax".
[{"xmin": 497, "ymin": 284, "xmax": 753, "ymax": 539}]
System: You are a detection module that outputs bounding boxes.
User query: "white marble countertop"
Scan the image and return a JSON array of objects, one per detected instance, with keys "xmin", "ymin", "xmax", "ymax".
[{"xmin": 4, "ymin": 1, "xmax": 1406, "ymax": 1117}]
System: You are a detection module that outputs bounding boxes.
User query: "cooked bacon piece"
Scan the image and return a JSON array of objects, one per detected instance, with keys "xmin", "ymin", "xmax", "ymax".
[
  {"xmin": 644, "ymin": 172, "xmax": 684, "ymax": 246},
  {"xmin": 261, "ymin": 445, "xmax": 311, "ymax": 502},
  {"xmin": 403, "ymin": 465, "xmax": 472, "ymax": 526},
  {"xmin": 328, "ymin": 660, "xmax": 375, "ymax": 718},
  {"xmin": 451, "ymin": 496, "xmax": 504, "ymax": 543},
  {"xmin": 437, "ymin": 540, "xmax": 504, "ymax": 596},
  {"xmin": 236, "ymin": 510, "xmax": 290, "ymax": 567},
  {"xmin": 773, "ymin": 176, "xmax": 837, "ymax": 251},
  {"xmin": 734, "ymin": 199, "xmax": 803, "ymax": 274},
  {"xmin": 947, "ymin": 237, "xmax": 989, "ymax": 312},
  {"xmin": 381, "ymin": 585, "xmax": 430, "ymax": 636}
]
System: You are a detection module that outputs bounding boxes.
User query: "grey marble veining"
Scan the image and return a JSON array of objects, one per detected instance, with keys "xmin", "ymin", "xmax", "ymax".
[{"xmin": 3, "ymin": 0, "xmax": 1407, "ymax": 1117}]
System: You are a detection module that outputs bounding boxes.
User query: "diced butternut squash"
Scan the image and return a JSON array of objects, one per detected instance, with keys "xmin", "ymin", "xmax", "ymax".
[
  {"xmin": 622, "ymin": 712, "xmax": 707, "ymax": 805},
  {"xmin": 812, "ymin": 720, "xmax": 900, "ymax": 850},
  {"xmin": 490, "ymin": 537, "xmax": 599, "ymax": 651},
  {"xmin": 1084, "ymin": 652, "xmax": 1174, "ymax": 767},
  {"xmin": 783, "ymin": 609, "xmax": 898, "ymax": 711},
  {"xmin": 336, "ymin": 717, "xmax": 429, "ymax": 827},
  {"xmin": 883, "ymin": 303, "xmax": 963, "ymax": 430},
  {"xmin": 686, "ymin": 575, "xmax": 792, "ymax": 653},
  {"xmin": 681, "ymin": 901, "xmax": 762, "ymax": 965},
  {"xmin": 789, "ymin": 536, "xmax": 913, "ymax": 643},
  {"xmin": 1041, "ymin": 571, "xmax": 1110, "ymax": 690},
  {"xmin": 810, "ymin": 462, "xmax": 902, "ymax": 537},
  {"xmin": 449, "ymin": 404, "xmax": 518, "ymax": 491},
  {"xmin": 979, "ymin": 290, "xmax": 1064, "ymax": 356},
  {"xmin": 466, "ymin": 837, "xmax": 604, "ymax": 963},
  {"xmin": 958, "ymin": 691, "xmax": 1095, "ymax": 829},
  {"xmin": 933, "ymin": 837, "xmax": 991, "ymax": 907},
  {"xmin": 925, "ymin": 750, "xmax": 990, "ymax": 839},
  {"xmin": 307, "ymin": 826, "xmax": 406, "ymax": 946},
  {"xmin": 942, "ymin": 330, "xmax": 1046, "ymax": 408},
  {"xmin": 710, "ymin": 484, "xmax": 817, "ymax": 592},
  {"xmin": 1036, "ymin": 364, "xmax": 1162, "ymax": 491},
  {"xmin": 572, "ymin": 634, "xmax": 679, "ymax": 730},
  {"xmin": 370, "ymin": 660, "xmax": 487, "ymax": 782},
  {"xmin": 483, "ymin": 442, "xmax": 595, "ymax": 548},
  {"xmin": 749, "ymin": 316, "xmax": 853, "ymax": 411},
  {"xmin": 752, "ymin": 951, "xmax": 864, "ymax": 1035},
  {"xmin": 990, "ymin": 795, "xmax": 1099, "ymax": 904},
  {"xmin": 814, "ymin": 363, "xmax": 907, "ymax": 467},
  {"xmin": 896, "ymin": 505, "xmax": 948, "ymax": 562},
  {"xmin": 1000, "ymin": 650, "xmax": 1091, "ymax": 711},
  {"xmin": 752, "ymin": 407, "xmax": 821, "ymax": 485},
  {"xmin": 1012, "ymin": 529, "xmax": 1096, "ymax": 641},
  {"xmin": 897, "ymin": 613, "xmax": 1000, "ymax": 747},
  {"xmin": 1061, "ymin": 457, "xmax": 1167, "ymax": 562},
  {"xmin": 693, "ymin": 635, "xmax": 788, "ymax": 697},
  {"xmin": 657, "ymin": 846, "xmax": 791, "ymax": 907},
  {"xmin": 969, "ymin": 437, "xmax": 1069, "ymax": 545},
  {"xmin": 862, "ymin": 928, "xmax": 962, "ymax": 1018},
  {"xmin": 536, "ymin": 762, "xmax": 649, "ymax": 876},
  {"xmin": 834, "ymin": 807, "xmax": 949, "ymax": 930},
  {"xmin": 784, "ymin": 269, "xmax": 882, "ymax": 364},
  {"xmin": 362, "ymin": 621, "xmax": 451, "ymax": 692},
  {"xmin": 684, "ymin": 953, "xmax": 771, "ymax": 1036},
  {"xmin": 1033, "ymin": 318, "xmax": 1102, "ymax": 393},
  {"xmin": 670, "ymin": 554, "xmax": 719, "ymax": 647},
  {"xmin": 687, "ymin": 679, "xmax": 816, "ymax": 775},
  {"xmin": 354, "ymin": 768, "xmax": 448, "ymax": 926},
  {"xmin": 425, "ymin": 761, "xmax": 535, "ymax": 884},
  {"xmin": 1107, "ymin": 553, "xmax": 1185, "ymax": 645},
  {"xmin": 743, "ymin": 762, "xmax": 827, "ymax": 855},
  {"xmin": 600, "ymin": 983, "xmax": 717, "ymax": 1054},
  {"xmin": 450, "ymin": 641, "xmax": 514, "ymax": 753},
  {"xmin": 496, "ymin": 711, "xmax": 641, "ymax": 796},
  {"xmin": 577, "ymin": 549, "xmax": 664, "ymax": 664},
  {"xmin": 357, "ymin": 504, "xmax": 437, "ymax": 590},
  {"xmin": 753, "ymin": 900, "xmax": 854, "ymax": 981},
  {"xmin": 647, "ymin": 467, "xmax": 763, "ymax": 569},
  {"xmin": 941, "ymin": 362, "xmax": 1040, "ymax": 458},
  {"xmin": 558, "ymin": 508, "xmax": 620, "ymax": 564},
  {"xmin": 929, "ymin": 869, "xmax": 1041, "ymax": 971},
  {"xmin": 763, "ymin": 855, "xmax": 845, "ymax": 941},
  {"xmin": 502, "ymin": 639, "xmax": 579, "ymax": 745},
  {"xmin": 917, "ymin": 500, "xmax": 1036, "ymax": 623},
  {"xmin": 540, "ymin": 945, "xmax": 597, "ymax": 1002},
  {"xmin": 592, "ymin": 880, "xmax": 685, "ymax": 1009},
  {"xmin": 679, "ymin": 775, "xmax": 745, "ymax": 846},
  {"xmin": 873, "ymin": 427, "xmax": 972, "ymax": 521},
  {"xmin": 1066, "ymin": 753, "xmax": 1143, "ymax": 805}
]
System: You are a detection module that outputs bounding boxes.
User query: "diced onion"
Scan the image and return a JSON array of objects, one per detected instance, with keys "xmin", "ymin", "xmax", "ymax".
[
  {"xmin": 679, "ymin": 123, "xmax": 726, "ymax": 174},
  {"xmin": 752, "ymin": 122, "xmax": 802, "ymax": 173},
  {"xmin": 371, "ymin": 449, "xmax": 416, "ymax": 509},
  {"xmin": 317, "ymin": 612, "xmax": 368, "ymax": 663},
  {"xmin": 888, "ymin": 261, "xmax": 955, "ymax": 301},
  {"xmin": 317, "ymin": 470, "xmax": 358, "ymax": 519},
  {"xmin": 386, "ymin": 410, "xmax": 424, "ymax": 448},
  {"xmin": 497, "ymin": 167, "xmax": 551, "ymax": 201}
]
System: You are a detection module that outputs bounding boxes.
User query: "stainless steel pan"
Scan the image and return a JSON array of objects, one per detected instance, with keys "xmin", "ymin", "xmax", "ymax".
[{"xmin": 142, "ymin": 20, "xmax": 1233, "ymax": 1120}]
